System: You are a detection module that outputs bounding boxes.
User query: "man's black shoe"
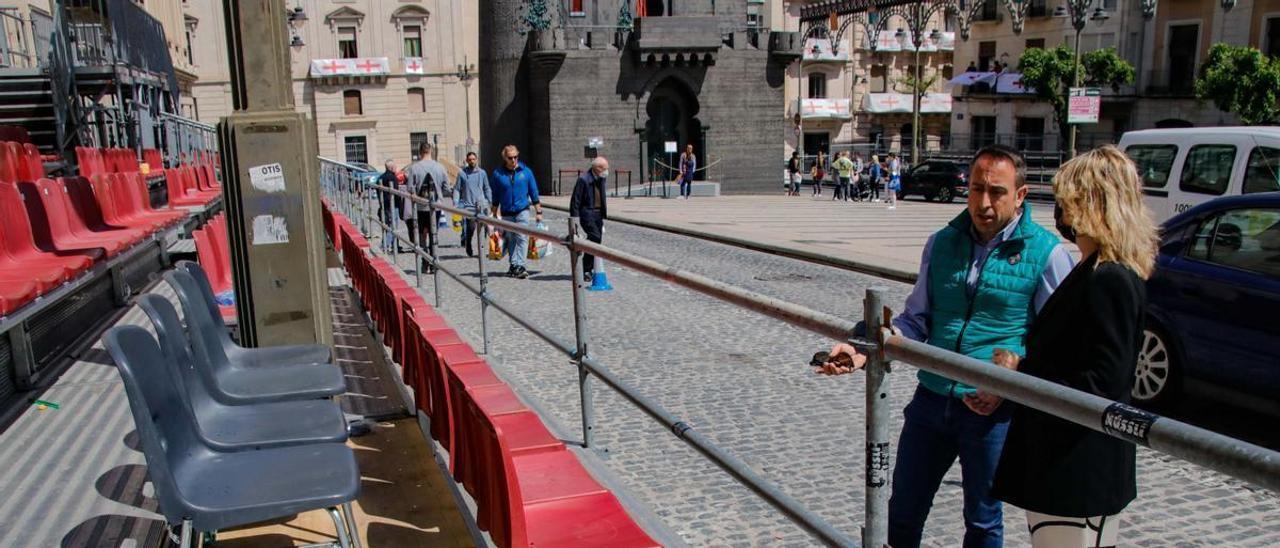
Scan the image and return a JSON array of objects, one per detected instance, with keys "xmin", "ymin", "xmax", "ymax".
[
  {"xmin": 583, "ymin": 272, "xmax": 592, "ymax": 283},
  {"xmin": 516, "ymin": 266, "xmax": 530, "ymax": 279},
  {"xmin": 465, "ymin": 241, "xmax": 473, "ymax": 257},
  {"xmin": 507, "ymin": 266, "xmax": 518, "ymax": 277}
]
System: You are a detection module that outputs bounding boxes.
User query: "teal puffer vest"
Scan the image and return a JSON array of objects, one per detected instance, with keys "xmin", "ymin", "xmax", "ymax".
[{"xmin": 921, "ymin": 206, "xmax": 1059, "ymax": 398}]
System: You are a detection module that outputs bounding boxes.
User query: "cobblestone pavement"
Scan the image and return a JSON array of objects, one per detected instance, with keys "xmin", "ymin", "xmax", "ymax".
[{"xmin": 370, "ymin": 209, "xmax": 1279, "ymax": 547}]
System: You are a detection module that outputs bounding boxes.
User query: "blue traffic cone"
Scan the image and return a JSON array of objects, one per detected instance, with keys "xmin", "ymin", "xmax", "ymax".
[{"xmin": 587, "ymin": 259, "xmax": 613, "ymax": 292}]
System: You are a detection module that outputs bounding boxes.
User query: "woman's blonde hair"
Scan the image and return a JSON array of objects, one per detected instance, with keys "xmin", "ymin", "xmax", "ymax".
[{"xmin": 1052, "ymin": 145, "xmax": 1160, "ymax": 279}]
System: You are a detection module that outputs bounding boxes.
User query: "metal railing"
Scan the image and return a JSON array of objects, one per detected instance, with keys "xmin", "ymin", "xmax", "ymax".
[
  {"xmin": 157, "ymin": 113, "xmax": 218, "ymax": 168},
  {"xmin": 321, "ymin": 157, "xmax": 1280, "ymax": 547}
]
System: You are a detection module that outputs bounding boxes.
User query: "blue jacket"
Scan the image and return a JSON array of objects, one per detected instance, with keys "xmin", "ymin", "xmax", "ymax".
[
  {"xmin": 490, "ymin": 162, "xmax": 540, "ymax": 215},
  {"xmin": 923, "ymin": 206, "xmax": 1061, "ymax": 398}
]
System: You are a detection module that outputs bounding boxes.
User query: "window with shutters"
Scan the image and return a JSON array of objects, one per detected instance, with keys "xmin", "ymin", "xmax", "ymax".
[
  {"xmin": 343, "ymin": 90, "xmax": 362, "ymax": 116},
  {"xmin": 403, "ymin": 25, "xmax": 422, "ymax": 57},
  {"xmin": 338, "ymin": 26, "xmax": 358, "ymax": 58}
]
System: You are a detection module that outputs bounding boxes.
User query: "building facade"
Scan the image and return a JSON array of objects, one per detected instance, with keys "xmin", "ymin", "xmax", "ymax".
[
  {"xmin": 781, "ymin": 0, "xmax": 954, "ymax": 161},
  {"xmin": 480, "ymin": 0, "xmax": 794, "ymax": 195},
  {"xmin": 949, "ymin": 0, "xmax": 1280, "ymax": 157},
  {"xmin": 185, "ymin": 0, "xmax": 480, "ymax": 168}
]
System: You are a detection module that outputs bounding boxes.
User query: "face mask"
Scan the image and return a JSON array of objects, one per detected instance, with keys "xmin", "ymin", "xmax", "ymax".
[
  {"xmin": 1054, "ymin": 203, "xmax": 1077, "ymax": 243},
  {"xmin": 599, "ymin": 169, "xmax": 609, "ymax": 179}
]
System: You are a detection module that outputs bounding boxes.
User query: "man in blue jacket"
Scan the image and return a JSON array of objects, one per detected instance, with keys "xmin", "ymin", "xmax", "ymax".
[
  {"xmin": 569, "ymin": 157, "xmax": 609, "ymax": 283},
  {"xmin": 489, "ymin": 144, "xmax": 542, "ymax": 279},
  {"xmin": 821, "ymin": 145, "xmax": 1075, "ymax": 548}
]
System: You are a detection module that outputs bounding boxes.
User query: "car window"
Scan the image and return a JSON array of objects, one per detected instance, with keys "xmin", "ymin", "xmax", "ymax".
[
  {"xmin": 1179, "ymin": 145, "xmax": 1236, "ymax": 195},
  {"xmin": 1243, "ymin": 146, "xmax": 1280, "ymax": 194},
  {"xmin": 1187, "ymin": 216, "xmax": 1217, "ymax": 261},
  {"xmin": 1125, "ymin": 144, "xmax": 1177, "ymax": 188},
  {"xmin": 1196, "ymin": 208, "xmax": 1280, "ymax": 279},
  {"xmin": 912, "ymin": 163, "xmax": 932, "ymax": 174}
]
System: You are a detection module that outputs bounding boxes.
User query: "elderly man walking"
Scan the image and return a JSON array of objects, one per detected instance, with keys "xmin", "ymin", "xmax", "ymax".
[
  {"xmin": 820, "ymin": 145, "xmax": 1075, "ymax": 548},
  {"xmin": 407, "ymin": 142, "xmax": 450, "ymax": 273},
  {"xmin": 454, "ymin": 151, "xmax": 491, "ymax": 257},
  {"xmin": 569, "ymin": 157, "xmax": 609, "ymax": 283},
  {"xmin": 489, "ymin": 144, "xmax": 542, "ymax": 279}
]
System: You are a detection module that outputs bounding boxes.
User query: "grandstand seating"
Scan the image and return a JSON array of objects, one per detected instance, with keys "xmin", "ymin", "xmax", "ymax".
[
  {"xmin": 193, "ymin": 213, "xmax": 235, "ymax": 322},
  {"xmin": 323, "ymin": 201, "xmax": 659, "ymax": 547},
  {"xmin": 0, "ymin": 141, "xmax": 216, "ymax": 317}
]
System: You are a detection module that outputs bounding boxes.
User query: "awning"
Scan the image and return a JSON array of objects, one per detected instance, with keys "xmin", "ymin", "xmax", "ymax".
[
  {"xmin": 861, "ymin": 93, "xmax": 952, "ymax": 114},
  {"xmin": 799, "ymin": 98, "xmax": 853, "ymax": 120},
  {"xmin": 309, "ymin": 57, "xmax": 391, "ymax": 78}
]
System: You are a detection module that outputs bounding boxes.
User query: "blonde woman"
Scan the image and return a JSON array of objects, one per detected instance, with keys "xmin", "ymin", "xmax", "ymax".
[{"xmin": 986, "ymin": 145, "xmax": 1159, "ymax": 547}]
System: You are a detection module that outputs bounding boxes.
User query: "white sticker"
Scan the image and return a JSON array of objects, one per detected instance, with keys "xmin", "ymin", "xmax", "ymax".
[
  {"xmin": 248, "ymin": 163, "xmax": 287, "ymax": 193},
  {"xmin": 251, "ymin": 215, "xmax": 290, "ymax": 245}
]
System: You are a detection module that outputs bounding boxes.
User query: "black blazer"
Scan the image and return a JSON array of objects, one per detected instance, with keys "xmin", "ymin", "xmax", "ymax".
[{"xmin": 991, "ymin": 252, "xmax": 1145, "ymax": 517}]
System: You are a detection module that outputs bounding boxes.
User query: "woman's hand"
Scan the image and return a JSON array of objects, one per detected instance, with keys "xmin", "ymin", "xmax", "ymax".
[{"xmin": 813, "ymin": 342, "xmax": 868, "ymax": 375}]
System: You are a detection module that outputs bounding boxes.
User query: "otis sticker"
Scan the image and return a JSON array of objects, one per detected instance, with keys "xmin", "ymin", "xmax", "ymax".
[{"xmin": 1102, "ymin": 402, "xmax": 1158, "ymax": 447}]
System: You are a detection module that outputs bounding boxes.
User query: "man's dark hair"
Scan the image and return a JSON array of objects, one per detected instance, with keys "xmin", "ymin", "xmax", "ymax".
[
  {"xmin": 465, "ymin": 151, "xmax": 477, "ymax": 159},
  {"xmin": 971, "ymin": 144, "xmax": 1027, "ymax": 187},
  {"xmin": 418, "ymin": 142, "xmax": 432, "ymax": 157}
]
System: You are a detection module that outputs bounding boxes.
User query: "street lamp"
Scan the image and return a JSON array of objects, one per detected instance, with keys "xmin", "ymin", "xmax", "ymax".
[
  {"xmin": 1057, "ymin": 0, "xmax": 1108, "ymax": 158},
  {"xmin": 457, "ymin": 57, "xmax": 476, "ymax": 153},
  {"xmin": 286, "ymin": 5, "xmax": 306, "ymax": 47}
]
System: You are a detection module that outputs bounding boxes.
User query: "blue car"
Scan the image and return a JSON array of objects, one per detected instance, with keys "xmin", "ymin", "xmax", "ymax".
[{"xmin": 1138, "ymin": 192, "xmax": 1280, "ymax": 414}]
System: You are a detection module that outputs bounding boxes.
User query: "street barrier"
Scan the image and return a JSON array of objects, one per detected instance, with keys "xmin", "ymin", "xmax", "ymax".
[{"xmin": 321, "ymin": 157, "xmax": 1280, "ymax": 547}]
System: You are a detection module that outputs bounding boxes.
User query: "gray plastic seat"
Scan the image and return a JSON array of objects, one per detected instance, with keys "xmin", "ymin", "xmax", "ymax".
[
  {"xmin": 137, "ymin": 294, "xmax": 348, "ymax": 451},
  {"xmin": 175, "ymin": 260, "xmax": 333, "ymax": 367},
  {"xmin": 103, "ymin": 326, "xmax": 361, "ymax": 547},
  {"xmin": 165, "ymin": 269, "xmax": 347, "ymax": 405}
]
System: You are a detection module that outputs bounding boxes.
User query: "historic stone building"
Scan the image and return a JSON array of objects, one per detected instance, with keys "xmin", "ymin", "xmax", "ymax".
[
  {"xmin": 480, "ymin": 0, "xmax": 796, "ymax": 195},
  {"xmin": 185, "ymin": 0, "xmax": 480, "ymax": 167}
]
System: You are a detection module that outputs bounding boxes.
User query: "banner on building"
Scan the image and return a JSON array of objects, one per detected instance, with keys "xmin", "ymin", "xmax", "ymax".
[
  {"xmin": 404, "ymin": 57, "xmax": 425, "ymax": 75},
  {"xmin": 1068, "ymin": 87, "xmax": 1102, "ymax": 124},
  {"xmin": 862, "ymin": 93, "xmax": 951, "ymax": 114},
  {"xmin": 994, "ymin": 73, "xmax": 1036, "ymax": 94},
  {"xmin": 309, "ymin": 57, "xmax": 391, "ymax": 78},
  {"xmin": 800, "ymin": 98, "xmax": 852, "ymax": 119}
]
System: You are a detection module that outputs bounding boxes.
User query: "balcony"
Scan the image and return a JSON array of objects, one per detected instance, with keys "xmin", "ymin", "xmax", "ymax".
[
  {"xmin": 635, "ymin": 17, "xmax": 722, "ymax": 53},
  {"xmin": 861, "ymin": 31, "xmax": 955, "ymax": 53},
  {"xmin": 795, "ymin": 98, "xmax": 853, "ymax": 121},
  {"xmin": 308, "ymin": 57, "xmax": 390, "ymax": 83},
  {"xmin": 802, "ymin": 38, "xmax": 848, "ymax": 64}
]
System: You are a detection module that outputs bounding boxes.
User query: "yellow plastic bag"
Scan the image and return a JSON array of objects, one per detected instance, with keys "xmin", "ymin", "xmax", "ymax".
[{"xmin": 451, "ymin": 214, "xmax": 463, "ymax": 233}]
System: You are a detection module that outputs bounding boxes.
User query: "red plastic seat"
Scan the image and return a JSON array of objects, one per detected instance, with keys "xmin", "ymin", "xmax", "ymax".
[
  {"xmin": 115, "ymin": 173, "xmax": 184, "ymax": 227},
  {"xmin": 60, "ymin": 176, "xmax": 149, "ymax": 243},
  {"xmin": 48, "ymin": 177, "xmax": 145, "ymax": 247},
  {"xmin": 0, "ymin": 181, "xmax": 93, "ymax": 276},
  {"xmin": 20, "ymin": 143, "xmax": 43, "ymax": 181},
  {"xmin": 193, "ymin": 228, "xmax": 235, "ymax": 322},
  {"xmin": 0, "ymin": 277, "xmax": 37, "ymax": 315},
  {"xmin": 164, "ymin": 168, "xmax": 207, "ymax": 207},
  {"xmin": 181, "ymin": 166, "xmax": 219, "ymax": 202},
  {"xmin": 21, "ymin": 179, "xmax": 124, "ymax": 258}
]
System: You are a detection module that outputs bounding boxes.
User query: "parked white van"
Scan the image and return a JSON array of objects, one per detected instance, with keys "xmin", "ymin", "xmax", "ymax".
[{"xmin": 1117, "ymin": 127, "xmax": 1280, "ymax": 223}]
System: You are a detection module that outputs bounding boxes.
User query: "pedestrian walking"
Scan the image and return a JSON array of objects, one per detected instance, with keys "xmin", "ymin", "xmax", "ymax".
[
  {"xmin": 678, "ymin": 144, "xmax": 697, "ymax": 200},
  {"xmin": 490, "ymin": 144, "xmax": 542, "ymax": 279},
  {"xmin": 453, "ymin": 151, "xmax": 491, "ymax": 258},
  {"xmin": 406, "ymin": 142, "xmax": 450, "ymax": 272},
  {"xmin": 851, "ymin": 153, "xmax": 865, "ymax": 201},
  {"xmin": 818, "ymin": 145, "xmax": 1076, "ymax": 548},
  {"xmin": 990, "ymin": 145, "xmax": 1158, "ymax": 548},
  {"xmin": 887, "ymin": 152, "xmax": 902, "ymax": 210},
  {"xmin": 569, "ymin": 157, "xmax": 609, "ymax": 283},
  {"xmin": 376, "ymin": 160, "xmax": 401, "ymax": 253},
  {"xmin": 811, "ymin": 150, "xmax": 826, "ymax": 197},
  {"xmin": 786, "ymin": 151, "xmax": 802, "ymax": 196},
  {"xmin": 869, "ymin": 154, "xmax": 883, "ymax": 202},
  {"xmin": 832, "ymin": 152, "xmax": 854, "ymax": 202}
]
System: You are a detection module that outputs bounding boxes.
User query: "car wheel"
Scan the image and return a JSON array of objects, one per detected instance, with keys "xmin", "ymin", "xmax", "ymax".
[
  {"xmin": 936, "ymin": 186, "xmax": 955, "ymax": 203},
  {"xmin": 1132, "ymin": 325, "xmax": 1181, "ymax": 408}
]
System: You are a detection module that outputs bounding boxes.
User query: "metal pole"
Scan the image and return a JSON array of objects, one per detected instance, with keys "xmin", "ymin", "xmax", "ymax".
[
  {"xmin": 1069, "ymin": 23, "xmax": 1082, "ymax": 159},
  {"xmin": 568, "ymin": 217, "xmax": 595, "ymax": 448},
  {"xmin": 476, "ymin": 215, "xmax": 491, "ymax": 354},
  {"xmin": 862, "ymin": 287, "xmax": 890, "ymax": 548},
  {"xmin": 912, "ymin": 35, "xmax": 921, "ymax": 166},
  {"xmin": 428, "ymin": 198, "xmax": 442, "ymax": 308},
  {"xmin": 413, "ymin": 200, "xmax": 423, "ymax": 287}
]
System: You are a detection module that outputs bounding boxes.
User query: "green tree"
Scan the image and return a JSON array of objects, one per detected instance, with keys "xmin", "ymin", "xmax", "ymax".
[
  {"xmin": 1195, "ymin": 43, "xmax": 1280, "ymax": 125},
  {"xmin": 1017, "ymin": 45, "xmax": 1135, "ymax": 152}
]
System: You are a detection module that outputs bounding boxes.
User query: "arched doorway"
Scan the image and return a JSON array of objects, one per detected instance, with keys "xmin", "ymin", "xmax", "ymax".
[{"xmin": 646, "ymin": 77, "xmax": 704, "ymax": 181}]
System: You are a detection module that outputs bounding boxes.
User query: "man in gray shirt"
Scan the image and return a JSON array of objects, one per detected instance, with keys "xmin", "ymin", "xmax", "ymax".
[
  {"xmin": 454, "ymin": 151, "xmax": 491, "ymax": 257},
  {"xmin": 406, "ymin": 142, "xmax": 450, "ymax": 272}
]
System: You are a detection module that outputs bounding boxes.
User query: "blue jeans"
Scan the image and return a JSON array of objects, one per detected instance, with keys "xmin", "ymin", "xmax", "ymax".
[
  {"xmin": 502, "ymin": 207, "xmax": 531, "ymax": 269},
  {"xmin": 889, "ymin": 386, "xmax": 1011, "ymax": 548},
  {"xmin": 381, "ymin": 204, "xmax": 398, "ymax": 252},
  {"xmin": 680, "ymin": 174, "xmax": 693, "ymax": 197}
]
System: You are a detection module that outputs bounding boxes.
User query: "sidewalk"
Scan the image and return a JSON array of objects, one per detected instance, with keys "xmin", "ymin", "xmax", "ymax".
[{"xmin": 542, "ymin": 194, "xmax": 1065, "ymax": 282}]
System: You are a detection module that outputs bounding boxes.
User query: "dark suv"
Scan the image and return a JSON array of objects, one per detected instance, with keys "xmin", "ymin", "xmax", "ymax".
[{"xmin": 899, "ymin": 160, "xmax": 968, "ymax": 203}]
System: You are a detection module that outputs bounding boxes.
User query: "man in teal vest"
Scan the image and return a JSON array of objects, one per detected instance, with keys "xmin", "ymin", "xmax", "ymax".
[{"xmin": 823, "ymin": 145, "xmax": 1074, "ymax": 547}]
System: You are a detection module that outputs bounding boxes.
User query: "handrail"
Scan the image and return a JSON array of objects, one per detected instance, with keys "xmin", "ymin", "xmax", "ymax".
[{"xmin": 322, "ymin": 161, "xmax": 1280, "ymax": 546}]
